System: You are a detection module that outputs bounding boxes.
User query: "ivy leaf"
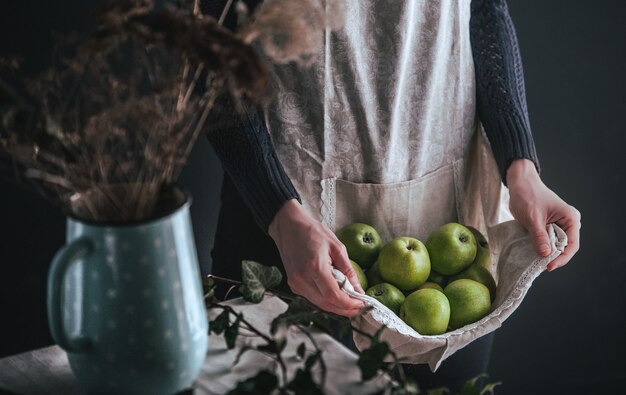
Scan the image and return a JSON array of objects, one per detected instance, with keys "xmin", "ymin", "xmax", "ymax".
[
  {"xmin": 210, "ymin": 309, "xmax": 230, "ymax": 335},
  {"xmin": 297, "ymin": 342, "xmax": 307, "ymax": 359},
  {"xmin": 286, "ymin": 368, "xmax": 324, "ymax": 395},
  {"xmin": 479, "ymin": 382, "xmax": 501, "ymax": 395},
  {"xmin": 305, "ymin": 351, "xmax": 320, "ymax": 370},
  {"xmin": 226, "ymin": 369, "xmax": 278, "ymax": 395},
  {"xmin": 239, "ymin": 260, "xmax": 283, "ymax": 303},
  {"xmin": 270, "ymin": 297, "xmax": 330, "ymax": 335},
  {"xmin": 402, "ymin": 379, "xmax": 421, "ymax": 395},
  {"xmin": 225, "ymin": 315, "xmax": 241, "ymax": 349},
  {"xmin": 357, "ymin": 341, "xmax": 390, "ymax": 381},
  {"xmin": 256, "ymin": 339, "xmax": 286, "ymax": 355},
  {"xmin": 459, "ymin": 373, "xmax": 489, "ymax": 395},
  {"xmin": 202, "ymin": 276, "xmax": 216, "ymax": 301},
  {"xmin": 457, "ymin": 373, "xmax": 501, "ymax": 395}
]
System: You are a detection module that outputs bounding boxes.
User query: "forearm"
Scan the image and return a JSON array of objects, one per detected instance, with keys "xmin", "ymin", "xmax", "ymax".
[
  {"xmin": 470, "ymin": 0, "xmax": 540, "ymax": 183},
  {"xmin": 206, "ymin": 95, "xmax": 301, "ymax": 233}
]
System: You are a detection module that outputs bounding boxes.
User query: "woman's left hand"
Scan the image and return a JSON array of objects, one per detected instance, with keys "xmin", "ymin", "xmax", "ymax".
[{"xmin": 506, "ymin": 159, "xmax": 581, "ymax": 271}]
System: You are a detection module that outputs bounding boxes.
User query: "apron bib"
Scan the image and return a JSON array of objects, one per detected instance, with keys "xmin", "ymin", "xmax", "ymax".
[{"xmin": 266, "ymin": 0, "xmax": 479, "ymax": 221}]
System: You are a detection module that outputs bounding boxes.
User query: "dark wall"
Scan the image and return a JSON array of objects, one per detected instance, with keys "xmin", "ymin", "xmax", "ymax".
[{"xmin": 489, "ymin": 1, "xmax": 626, "ymax": 394}]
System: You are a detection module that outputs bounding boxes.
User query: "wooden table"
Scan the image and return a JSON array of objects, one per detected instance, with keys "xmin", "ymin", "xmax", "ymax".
[{"xmin": 0, "ymin": 296, "xmax": 389, "ymax": 394}]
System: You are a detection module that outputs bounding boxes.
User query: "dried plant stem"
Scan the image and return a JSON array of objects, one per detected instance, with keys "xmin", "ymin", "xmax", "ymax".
[
  {"xmin": 193, "ymin": 0, "xmax": 200, "ymax": 15},
  {"xmin": 182, "ymin": 64, "xmax": 205, "ymax": 108},
  {"xmin": 219, "ymin": 0, "xmax": 235, "ymax": 25},
  {"xmin": 176, "ymin": 62, "xmax": 190, "ymax": 112},
  {"xmin": 24, "ymin": 169, "xmax": 74, "ymax": 190},
  {"xmin": 170, "ymin": 80, "xmax": 222, "ymax": 182}
]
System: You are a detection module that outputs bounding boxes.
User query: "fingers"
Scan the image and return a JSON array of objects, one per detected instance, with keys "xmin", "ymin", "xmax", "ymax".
[
  {"xmin": 330, "ymin": 242, "xmax": 365, "ymax": 294},
  {"xmin": 528, "ymin": 218, "xmax": 552, "ymax": 257},
  {"xmin": 547, "ymin": 206, "xmax": 581, "ymax": 272},
  {"xmin": 314, "ymin": 266, "xmax": 365, "ymax": 314},
  {"xmin": 287, "ymin": 263, "xmax": 365, "ymax": 317}
]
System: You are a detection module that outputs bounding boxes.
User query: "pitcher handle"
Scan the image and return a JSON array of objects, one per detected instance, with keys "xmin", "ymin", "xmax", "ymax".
[{"xmin": 47, "ymin": 237, "xmax": 93, "ymax": 353}]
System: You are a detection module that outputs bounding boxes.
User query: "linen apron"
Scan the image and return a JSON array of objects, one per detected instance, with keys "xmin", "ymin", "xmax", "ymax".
[{"xmin": 264, "ymin": 0, "xmax": 567, "ymax": 370}]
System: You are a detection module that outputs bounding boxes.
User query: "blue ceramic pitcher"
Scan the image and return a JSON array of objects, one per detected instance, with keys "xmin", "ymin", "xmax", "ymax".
[{"xmin": 47, "ymin": 187, "xmax": 208, "ymax": 395}]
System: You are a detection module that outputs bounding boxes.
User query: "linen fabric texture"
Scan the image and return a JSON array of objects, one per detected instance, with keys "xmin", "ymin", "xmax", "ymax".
[{"xmin": 265, "ymin": 0, "xmax": 478, "ymax": 219}]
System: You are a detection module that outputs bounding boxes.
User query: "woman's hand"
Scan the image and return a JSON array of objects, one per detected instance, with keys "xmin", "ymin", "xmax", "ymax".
[
  {"xmin": 506, "ymin": 159, "xmax": 581, "ymax": 271},
  {"xmin": 268, "ymin": 199, "xmax": 366, "ymax": 316}
]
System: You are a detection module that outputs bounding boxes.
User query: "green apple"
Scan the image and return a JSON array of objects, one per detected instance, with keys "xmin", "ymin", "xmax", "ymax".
[
  {"xmin": 350, "ymin": 260, "xmax": 368, "ymax": 291},
  {"xmin": 400, "ymin": 288, "xmax": 450, "ymax": 335},
  {"xmin": 366, "ymin": 260, "xmax": 384, "ymax": 287},
  {"xmin": 468, "ymin": 226, "xmax": 491, "ymax": 270},
  {"xmin": 378, "ymin": 237, "xmax": 431, "ymax": 291},
  {"xmin": 444, "ymin": 279, "xmax": 491, "ymax": 329},
  {"xmin": 426, "ymin": 223, "xmax": 477, "ymax": 275},
  {"xmin": 365, "ymin": 283, "xmax": 405, "ymax": 315},
  {"xmin": 449, "ymin": 263, "xmax": 496, "ymax": 302},
  {"xmin": 427, "ymin": 270, "xmax": 448, "ymax": 289},
  {"xmin": 416, "ymin": 282, "xmax": 444, "ymax": 293},
  {"xmin": 336, "ymin": 223, "xmax": 382, "ymax": 269}
]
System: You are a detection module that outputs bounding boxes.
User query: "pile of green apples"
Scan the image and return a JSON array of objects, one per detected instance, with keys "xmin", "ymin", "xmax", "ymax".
[{"xmin": 337, "ymin": 222, "xmax": 496, "ymax": 335}]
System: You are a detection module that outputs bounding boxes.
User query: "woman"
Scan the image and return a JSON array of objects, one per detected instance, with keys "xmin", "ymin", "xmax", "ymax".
[{"xmin": 207, "ymin": 0, "xmax": 581, "ymax": 389}]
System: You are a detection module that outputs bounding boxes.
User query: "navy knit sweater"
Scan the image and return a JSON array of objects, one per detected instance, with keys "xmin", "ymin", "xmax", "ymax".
[{"xmin": 205, "ymin": 0, "xmax": 540, "ymax": 232}]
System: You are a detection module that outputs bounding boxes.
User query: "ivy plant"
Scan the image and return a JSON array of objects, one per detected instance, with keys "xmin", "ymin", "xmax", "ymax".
[{"xmin": 204, "ymin": 262, "xmax": 501, "ymax": 395}]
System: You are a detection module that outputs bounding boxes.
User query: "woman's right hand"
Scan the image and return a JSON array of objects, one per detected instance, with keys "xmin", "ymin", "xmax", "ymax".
[{"xmin": 268, "ymin": 199, "xmax": 366, "ymax": 317}]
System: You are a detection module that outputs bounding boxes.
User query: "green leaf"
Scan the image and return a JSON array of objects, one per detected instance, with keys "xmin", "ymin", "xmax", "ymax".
[
  {"xmin": 256, "ymin": 340, "xmax": 282, "ymax": 354},
  {"xmin": 286, "ymin": 368, "xmax": 324, "ymax": 395},
  {"xmin": 305, "ymin": 352, "xmax": 320, "ymax": 370},
  {"xmin": 226, "ymin": 369, "xmax": 278, "ymax": 395},
  {"xmin": 239, "ymin": 261, "xmax": 283, "ymax": 303},
  {"xmin": 357, "ymin": 341, "xmax": 390, "ymax": 381},
  {"xmin": 225, "ymin": 315, "xmax": 241, "ymax": 349},
  {"xmin": 402, "ymin": 379, "xmax": 421, "ymax": 395},
  {"xmin": 270, "ymin": 297, "xmax": 330, "ymax": 335},
  {"xmin": 479, "ymin": 382, "xmax": 501, "ymax": 395},
  {"xmin": 210, "ymin": 309, "xmax": 230, "ymax": 335},
  {"xmin": 457, "ymin": 373, "xmax": 501, "ymax": 395},
  {"xmin": 459, "ymin": 373, "xmax": 490, "ymax": 395},
  {"xmin": 297, "ymin": 342, "xmax": 307, "ymax": 359},
  {"xmin": 202, "ymin": 277, "xmax": 216, "ymax": 301}
]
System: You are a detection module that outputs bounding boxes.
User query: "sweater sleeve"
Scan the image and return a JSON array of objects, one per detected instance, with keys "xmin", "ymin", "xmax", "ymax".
[
  {"xmin": 470, "ymin": 0, "xmax": 540, "ymax": 183},
  {"xmin": 203, "ymin": 0, "xmax": 301, "ymax": 233},
  {"xmin": 206, "ymin": 96, "xmax": 301, "ymax": 233}
]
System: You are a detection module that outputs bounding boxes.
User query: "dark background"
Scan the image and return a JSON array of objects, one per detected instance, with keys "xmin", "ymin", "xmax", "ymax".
[
  {"xmin": 490, "ymin": 1, "xmax": 626, "ymax": 393},
  {"xmin": 0, "ymin": 1, "xmax": 624, "ymax": 394}
]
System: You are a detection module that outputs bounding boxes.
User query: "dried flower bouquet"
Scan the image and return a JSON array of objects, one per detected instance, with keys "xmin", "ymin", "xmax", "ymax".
[{"xmin": 0, "ymin": 0, "xmax": 344, "ymax": 222}]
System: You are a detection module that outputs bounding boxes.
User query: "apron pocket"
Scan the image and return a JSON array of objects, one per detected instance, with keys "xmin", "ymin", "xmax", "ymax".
[{"xmin": 320, "ymin": 160, "xmax": 464, "ymax": 244}]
